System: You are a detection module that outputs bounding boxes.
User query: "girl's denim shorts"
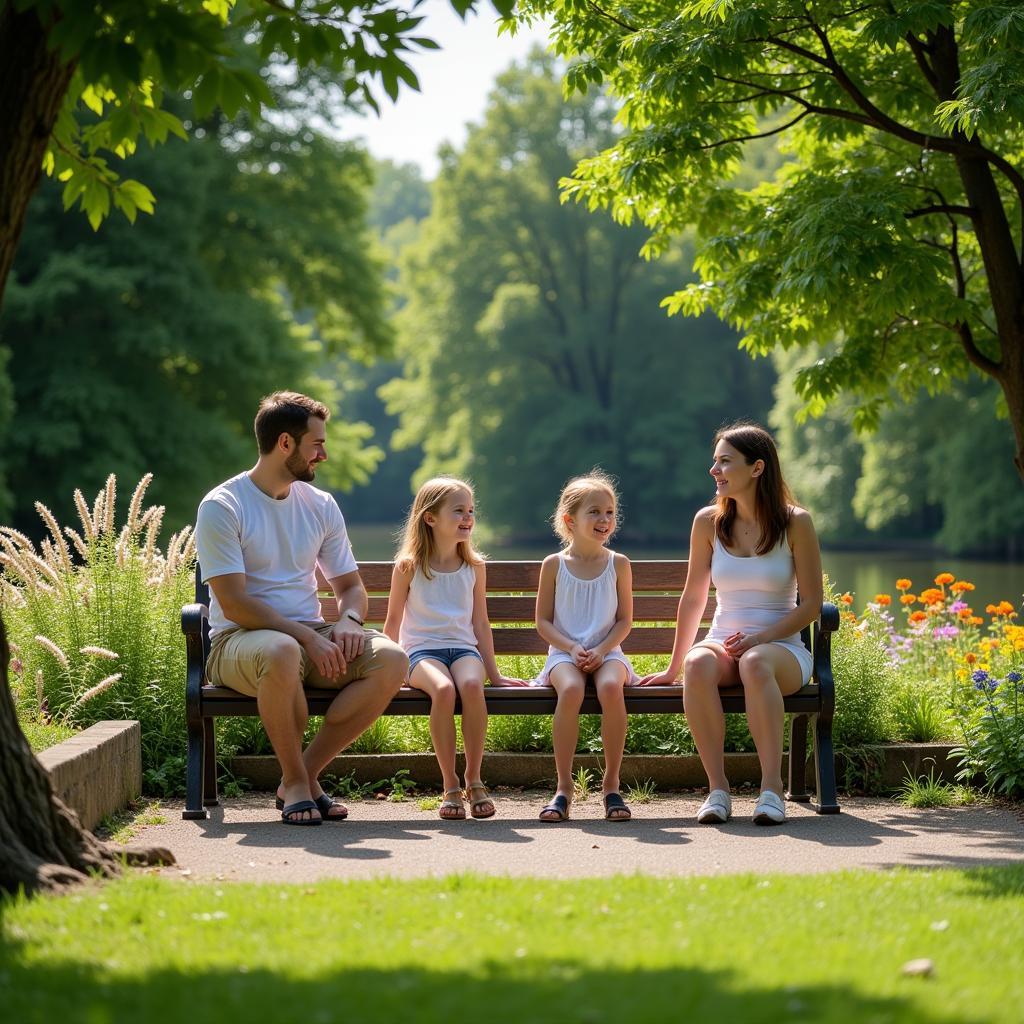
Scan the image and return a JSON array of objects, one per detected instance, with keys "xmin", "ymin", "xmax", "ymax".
[{"xmin": 408, "ymin": 647, "xmax": 482, "ymax": 671}]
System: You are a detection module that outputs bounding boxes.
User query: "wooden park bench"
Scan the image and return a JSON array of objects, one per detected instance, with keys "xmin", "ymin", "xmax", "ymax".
[{"xmin": 183, "ymin": 561, "xmax": 841, "ymax": 819}]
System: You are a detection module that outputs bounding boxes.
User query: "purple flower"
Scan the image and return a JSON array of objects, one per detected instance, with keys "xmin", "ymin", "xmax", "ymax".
[
  {"xmin": 972, "ymin": 669, "xmax": 990, "ymax": 684},
  {"xmin": 933, "ymin": 625, "xmax": 959, "ymax": 639},
  {"xmin": 950, "ymin": 601, "xmax": 968, "ymax": 613},
  {"xmin": 1007, "ymin": 671, "xmax": 1022, "ymax": 684}
]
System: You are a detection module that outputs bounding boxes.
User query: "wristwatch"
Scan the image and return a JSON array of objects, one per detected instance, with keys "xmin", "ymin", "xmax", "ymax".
[{"xmin": 342, "ymin": 609, "xmax": 364, "ymax": 626}]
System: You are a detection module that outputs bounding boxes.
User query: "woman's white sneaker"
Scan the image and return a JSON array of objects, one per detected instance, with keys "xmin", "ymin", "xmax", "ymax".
[
  {"xmin": 753, "ymin": 790, "xmax": 786, "ymax": 825},
  {"xmin": 697, "ymin": 789, "xmax": 732, "ymax": 824}
]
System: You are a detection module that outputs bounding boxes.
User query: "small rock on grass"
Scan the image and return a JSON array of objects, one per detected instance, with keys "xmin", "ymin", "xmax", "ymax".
[{"xmin": 901, "ymin": 958, "xmax": 934, "ymax": 978}]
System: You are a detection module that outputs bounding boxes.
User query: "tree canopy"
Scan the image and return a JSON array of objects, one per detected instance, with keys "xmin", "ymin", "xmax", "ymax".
[
  {"xmin": 382, "ymin": 54, "xmax": 774, "ymax": 541},
  {"xmin": 0, "ymin": 0, "xmax": 513, "ymax": 305},
  {"xmin": 516, "ymin": 0, "xmax": 1024, "ymax": 480}
]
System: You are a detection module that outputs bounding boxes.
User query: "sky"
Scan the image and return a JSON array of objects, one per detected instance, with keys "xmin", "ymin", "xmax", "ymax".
[{"xmin": 335, "ymin": 2, "xmax": 551, "ymax": 178}]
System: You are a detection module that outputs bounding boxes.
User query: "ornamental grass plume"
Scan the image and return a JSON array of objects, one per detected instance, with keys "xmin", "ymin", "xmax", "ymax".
[{"xmin": 1, "ymin": 474, "xmax": 195, "ymax": 778}]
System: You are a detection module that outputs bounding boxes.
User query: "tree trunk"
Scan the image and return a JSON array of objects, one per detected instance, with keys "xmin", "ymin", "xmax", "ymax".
[
  {"xmin": 0, "ymin": 3, "xmax": 76, "ymax": 308},
  {"xmin": 0, "ymin": 615, "xmax": 122, "ymax": 895}
]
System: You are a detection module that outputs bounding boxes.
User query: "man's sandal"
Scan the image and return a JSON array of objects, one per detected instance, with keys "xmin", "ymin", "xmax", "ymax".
[
  {"xmin": 280, "ymin": 800, "xmax": 321, "ymax": 826},
  {"xmin": 465, "ymin": 782, "xmax": 496, "ymax": 819},
  {"xmin": 538, "ymin": 793, "xmax": 570, "ymax": 822},
  {"xmin": 439, "ymin": 788, "xmax": 466, "ymax": 820},
  {"xmin": 276, "ymin": 791, "xmax": 348, "ymax": 821}
]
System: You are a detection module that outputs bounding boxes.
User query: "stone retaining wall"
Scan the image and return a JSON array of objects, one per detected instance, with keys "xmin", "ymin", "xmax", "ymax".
[{"xmin": 37, "ymin": 720, "xmax": 142, "ymax": 831}]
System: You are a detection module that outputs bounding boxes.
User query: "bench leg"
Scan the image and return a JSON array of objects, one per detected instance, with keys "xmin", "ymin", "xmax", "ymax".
[
  {"xmin": 812, "ymin": 713, "xmax": 841, "ymax": 814},
  {"xmin": 183, "ymin": 715, "xmax": 209, "ymax": 820},
  {"xmin": 786, "ymin": 714, "xmax": 810, "ymax": 802},
  {"xmin": 203, "ymin": 717, "xmax": 219, "ymax": 807}
]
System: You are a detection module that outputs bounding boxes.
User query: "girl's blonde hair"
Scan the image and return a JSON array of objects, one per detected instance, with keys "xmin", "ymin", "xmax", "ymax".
[
  {"xmin": 395, "ymin": 477, "xmax": 484, "ymax": 579},
  {"xmin": 551, "ymin": 469, "xmax": 620, "ymax": 547}
]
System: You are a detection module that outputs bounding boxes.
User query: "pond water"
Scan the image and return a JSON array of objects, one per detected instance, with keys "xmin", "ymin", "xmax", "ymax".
[{"xmin": 346, "ymin": 523, "xmax": 1023, "ymax": 612}]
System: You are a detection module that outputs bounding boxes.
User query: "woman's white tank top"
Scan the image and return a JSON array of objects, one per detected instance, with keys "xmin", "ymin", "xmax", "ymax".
[{"xmin": 706, "ymin": 536, "xmax": 801, "ymax": 648}]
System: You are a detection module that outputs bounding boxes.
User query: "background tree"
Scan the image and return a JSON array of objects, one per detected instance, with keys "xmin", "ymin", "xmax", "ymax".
[
  {"xmin": 0, "ymin": 97, "xmax": 387, "ymax": 535},
  {"xmin": 518, "ymin": 0, "xmax": 1024, "ymax": 479},
  {"xmin": 382, "ymin": 54, "xmax": 774, "ymax": 541},
  {"xmin": 340, "ymin": 158, "xmax": 432, "ymax": 525},
  {"xmin": 0, "ymin": 0, "xmax": 513, "ymax": 306},
  {"xmin": 773, "ymin": 348, "xmax": 1024, "ymax": 555}
]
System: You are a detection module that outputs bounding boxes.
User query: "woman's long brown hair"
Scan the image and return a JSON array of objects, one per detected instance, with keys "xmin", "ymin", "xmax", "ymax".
[{"xmin": 712, "ymin": 422, "xmax": 796, "ymax": 555}]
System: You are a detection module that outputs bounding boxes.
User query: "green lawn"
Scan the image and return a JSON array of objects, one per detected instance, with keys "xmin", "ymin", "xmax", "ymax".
[{"xmin": 2, "ymin": 868, "xmax": 1022, "ymax": 1023}]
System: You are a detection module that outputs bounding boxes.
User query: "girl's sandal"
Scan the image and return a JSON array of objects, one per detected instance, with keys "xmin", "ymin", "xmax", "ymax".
[
  {"xmin": 465, "ymin": 782, "xmax": 496, "ymax": 819},
  {"xmin": 439, "ymin": 788, "xmax": 466, "ymax": 820},
  {"xmin": 538, "ymin": 793, "xmax": 570, "ymax": 822}
]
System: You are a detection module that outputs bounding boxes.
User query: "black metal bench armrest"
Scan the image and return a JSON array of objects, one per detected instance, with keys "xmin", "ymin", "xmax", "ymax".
[{"xmin": 182, "ymin": 602, "xmax": 209, "ymax": 722}]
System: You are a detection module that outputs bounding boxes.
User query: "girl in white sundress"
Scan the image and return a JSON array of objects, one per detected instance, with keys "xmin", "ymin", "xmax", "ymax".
[
  {"xmin": 534, "ymin": 470, "xmax": 636, "ymax": 824},
  {"xmin": 640, "ymin": 422, "xmax": 823, "ymax": 827},
  {"xmin": 384, "ymin": 478, "xmax": 526, "ymax": 821}
]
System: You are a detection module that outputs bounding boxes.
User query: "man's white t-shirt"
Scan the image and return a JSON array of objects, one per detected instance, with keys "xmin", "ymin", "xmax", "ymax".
[{"xmin": 195, "ymin": 472, "xmax": 358, "ymax": 640}]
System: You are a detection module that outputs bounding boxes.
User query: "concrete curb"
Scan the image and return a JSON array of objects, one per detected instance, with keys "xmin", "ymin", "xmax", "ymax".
[
  {"xmin": 228, "ymin": 743, "xmax": 961, "ymax": 792},
  {"xmin": 37, "ymin": 720, "xmax": 142, "ymax": 831}
]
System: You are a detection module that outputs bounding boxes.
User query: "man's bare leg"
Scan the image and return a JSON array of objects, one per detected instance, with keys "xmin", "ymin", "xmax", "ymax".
[
  {"xmin": 256, "ymin": 636, "xmax": 318, "ymax": 822},
  {"xmin": 302, "ymin": 645, "xmax": 406, "ymax": 781}
]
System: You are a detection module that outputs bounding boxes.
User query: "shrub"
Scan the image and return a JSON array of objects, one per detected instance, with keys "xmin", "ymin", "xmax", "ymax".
[
  {"xmin": 828, "ymin": 601, "xmax": 898, "ymax": 748},
  {"xmin": 2, "ymin": 474, "xmax": 195, "ymax": 778}
]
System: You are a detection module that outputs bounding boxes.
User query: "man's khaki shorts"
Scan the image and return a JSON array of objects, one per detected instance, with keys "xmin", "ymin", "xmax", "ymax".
[{"xmin": 207, "ymin": 623, "xmax": 407, "ymax": 697}]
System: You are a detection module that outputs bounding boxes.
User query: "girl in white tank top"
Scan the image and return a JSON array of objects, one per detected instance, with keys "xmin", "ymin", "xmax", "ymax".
[
  {"xmin": 384, "ymin": 478, "xmax": 526, "ymax": 822},
  {"xmin": 534, "ymin": 471, "xmax": 636, "ymax": 824}
]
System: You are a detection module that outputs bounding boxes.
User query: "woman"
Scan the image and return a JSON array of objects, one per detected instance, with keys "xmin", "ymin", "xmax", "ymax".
[{"xmin": 642, "ymin": 422, "xmax": 822, "ymax": 825}]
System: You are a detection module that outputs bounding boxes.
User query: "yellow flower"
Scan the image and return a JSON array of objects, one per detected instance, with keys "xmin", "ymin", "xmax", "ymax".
[{"xmin": 935, "ymin": 572, "xmax": 955, "ymax": 586}]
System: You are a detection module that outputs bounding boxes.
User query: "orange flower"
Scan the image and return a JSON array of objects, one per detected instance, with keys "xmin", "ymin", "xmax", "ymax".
[
  {"xmin": 896, "ymin": 578, "xmax": 912, "ymax": 591},
  {"xmin": 986, "ymin": 603, "xmax": 999, "ymax": 615},
  {"xmin": 957, "ymin": 608, "xmax": 973, "ymax": 620},
  {"xmin": 965, "ymin": 652, "xmax": 977, "ymax": 664},
  {"xmin": 920, "ymin": 588, "xmax": 945, "ymax": 605},
  {"xmin": 934, "ymin": 572, "xmax": 955, "ymax": 586},
  {"xmin": 840, "ymin": 593, "xmax": 854, "ymax": 605},
  {"xmin": 951, "ymin": 580, "xmax": 975, "ymax": 594},
  {"xmin": 909, "ymin": 611, "xmax": 928, "ymax": 624},
  {"xmin": 969, "ymin": 616, "xmax": 984, "ymax": 626},
  {"xmin": 998, "ymin": 600, "xmax": 1016, "ymax": 616},
  {"xmin": 900, "ymin": 594, "xmax": 916, "ymax": 605},
  {"xmin": 874, "ymin": 594, "xmax": 892, "ymax": 606}
]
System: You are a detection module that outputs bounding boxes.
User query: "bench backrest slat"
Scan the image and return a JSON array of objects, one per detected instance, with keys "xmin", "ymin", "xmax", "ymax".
[
  {"xmin": 321, "ymin": 560, "xmax": 690, "ymax": 593},
  {"xmin": 334, "ymin": 593, "xmax": 712, "ymax": 625}
]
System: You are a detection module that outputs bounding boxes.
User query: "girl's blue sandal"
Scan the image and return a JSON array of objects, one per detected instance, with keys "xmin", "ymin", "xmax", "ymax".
[
  {"xmin": 603, "ymin": 792, "xmax": 631, "ymax": 821},
  {"xmin": 539, "ymin": 793, "xmax": 570, "ymax": 822}
]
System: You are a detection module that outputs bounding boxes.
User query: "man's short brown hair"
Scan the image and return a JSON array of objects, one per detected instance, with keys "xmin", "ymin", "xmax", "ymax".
[{"xmin": 254, "ymin": 391, "xmax": 330, "ymax": 454}]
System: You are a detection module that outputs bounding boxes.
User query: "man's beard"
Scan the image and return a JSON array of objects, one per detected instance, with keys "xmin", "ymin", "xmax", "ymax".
[{"xmin": 285, "ymin": 449, "xmax": 315, "ymax": 482}]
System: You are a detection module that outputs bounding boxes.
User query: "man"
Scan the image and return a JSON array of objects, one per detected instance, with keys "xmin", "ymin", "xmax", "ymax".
[{"xmin": 195, "ymin": 391, "xmax": 407, "ymax": 824}]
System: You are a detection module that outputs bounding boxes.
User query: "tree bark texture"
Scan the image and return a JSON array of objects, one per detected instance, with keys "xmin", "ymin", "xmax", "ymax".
[
  {"xmin": 0, "ymin": 3, "xmax": 76, "ymax": 309},
  {"xmin": 0, "ymin": 615, "xmax": 121, "ymax": 895}
]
